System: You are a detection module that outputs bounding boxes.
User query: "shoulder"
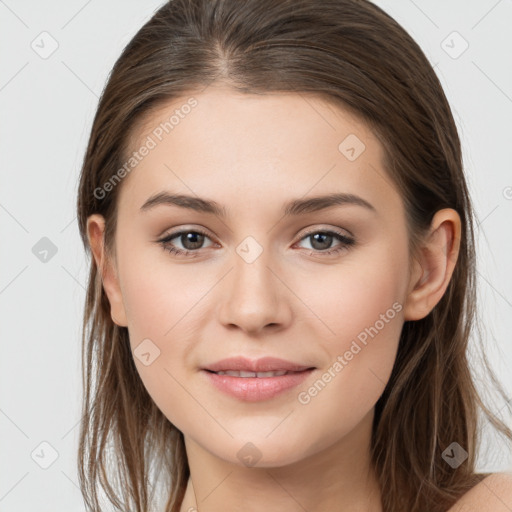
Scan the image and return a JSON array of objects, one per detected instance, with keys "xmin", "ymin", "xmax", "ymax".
[{"xmin": 447, "ymin": 472, "xmax": 512, "ymax": 511}]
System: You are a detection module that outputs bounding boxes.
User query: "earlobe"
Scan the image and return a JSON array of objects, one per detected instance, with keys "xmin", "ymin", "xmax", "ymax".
[
  {"xmin": 86, "ymin": 214, "xmax": 128, "ymax": 327},
  {"xmin": 403, "ymin": 209, "xmax": 461, "ymax": 321}
]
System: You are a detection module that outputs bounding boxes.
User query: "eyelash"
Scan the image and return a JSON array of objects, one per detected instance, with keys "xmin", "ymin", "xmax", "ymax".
[{"xmin": 157, "ymin": 227, "xmax": 355, "ymax": 258}]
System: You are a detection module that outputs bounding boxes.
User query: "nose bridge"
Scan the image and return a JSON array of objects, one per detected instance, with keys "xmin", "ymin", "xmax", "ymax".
[{"xmin": 218, "ymin": 235, "xmax": 291, "ymax": 333}]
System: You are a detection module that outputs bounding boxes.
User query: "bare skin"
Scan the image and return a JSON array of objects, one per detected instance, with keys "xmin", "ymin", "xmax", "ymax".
[
  {"xmin": 87, "ymin": 85, "xmax": 463, "ymax": 511},
  {"xmin": 446, "ymin": 473, "xmax": 512, "ymax": 511}
]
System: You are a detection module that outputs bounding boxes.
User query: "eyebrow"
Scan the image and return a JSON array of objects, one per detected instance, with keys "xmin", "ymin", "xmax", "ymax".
[{"xmin": 139, "ymin": 191, "xmax": 376, "ymax": 217}]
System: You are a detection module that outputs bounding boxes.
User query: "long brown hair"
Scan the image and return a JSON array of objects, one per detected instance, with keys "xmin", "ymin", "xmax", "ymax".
[{"xmin": 76, "ymin": 0, "xmax": 512, "ymax": 510}]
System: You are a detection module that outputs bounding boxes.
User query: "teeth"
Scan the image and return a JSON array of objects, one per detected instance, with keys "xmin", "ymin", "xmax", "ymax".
[{"xmin": 215, "ymin": 370, "xmax": 288, "ymax": 377}]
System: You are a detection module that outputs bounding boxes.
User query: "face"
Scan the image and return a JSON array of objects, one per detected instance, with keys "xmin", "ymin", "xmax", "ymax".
[{"xmin": 95, "ymin": 86, "xmax": 416, "ymax": 467}]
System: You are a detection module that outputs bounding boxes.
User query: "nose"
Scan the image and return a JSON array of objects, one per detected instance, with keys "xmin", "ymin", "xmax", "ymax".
[{"xmin": 217, "ymin": 244, "xmax": 293, "ymax": 336}]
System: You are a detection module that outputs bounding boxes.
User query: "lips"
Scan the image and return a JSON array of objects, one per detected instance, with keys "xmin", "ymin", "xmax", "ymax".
[
  {"xmin": 203, "ymin": 356, "xmax": 315, "ymax": 374},
  {"xmin": 214, "ymin": 370, "xmax": 289, "ymax": 378},
  {"xmin": 201, "ymin": 356, "xmax": 316, "ymax": 401},
  {"xmin": 203, "ymin": 366, "xmax": 315, "ymax": 401}
]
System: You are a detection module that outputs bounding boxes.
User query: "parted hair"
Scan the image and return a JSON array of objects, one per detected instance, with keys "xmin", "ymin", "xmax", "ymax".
[{"xmin": 76, "ymin": 0, "xmax": 512, "ymax": 510}]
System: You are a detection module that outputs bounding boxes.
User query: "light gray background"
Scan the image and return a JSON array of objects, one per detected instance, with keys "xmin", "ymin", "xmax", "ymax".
[{"xmin": 1, "ymin": 0, "xmax": 511, "ymax": 510}]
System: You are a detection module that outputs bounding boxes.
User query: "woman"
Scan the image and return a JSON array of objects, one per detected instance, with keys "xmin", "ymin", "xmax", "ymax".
[{"xmin": 76, "ymin": 0, "xmax": 512, "ymax": 510}]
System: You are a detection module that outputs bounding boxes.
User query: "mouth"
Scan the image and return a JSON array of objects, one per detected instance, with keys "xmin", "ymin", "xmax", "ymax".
[
  {"xmin": 205, "ymin": 369, "xmax": 309, "ymax": 377},
  {"xmin": 202, "ymin": 356, "xmax": 315, "ymax": 374},
  {"xmin": 202, "ymin": 367, "xmax": 315, "ymax": 401}
]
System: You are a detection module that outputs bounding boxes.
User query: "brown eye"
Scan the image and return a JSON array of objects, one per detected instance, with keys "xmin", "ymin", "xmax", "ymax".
[
  {"xmin": 159, "ymin": 229, "xmax": 214, "ymax": 256},
  {"xmin": 296, "ymin": 229, "xmax": 355, "ymax": 256},
  {"xmin": 174, "ymin": 232, "xmax": 206, "ymax": 250}
]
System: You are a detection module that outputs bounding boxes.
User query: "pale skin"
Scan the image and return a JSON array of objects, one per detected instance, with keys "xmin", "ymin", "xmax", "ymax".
[{"xmin": 87, "ymin": 86, "xmax": 511, "ymax": 511}]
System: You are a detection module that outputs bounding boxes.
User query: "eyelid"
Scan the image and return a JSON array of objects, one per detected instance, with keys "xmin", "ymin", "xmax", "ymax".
[
  {"xmin": 296, "ymin": 224, "xmax": 354, "ymax": 240},
  {"xmin": 157, "ymin": 224, "xmax": 356, "ymax": 261},
  {"xmin": 159, "ymin": 224, "xmax": 352, "ymax": 245},
  {"xmin": 160, "ymin": 225, "xmax": 215, "ymax": 240}
]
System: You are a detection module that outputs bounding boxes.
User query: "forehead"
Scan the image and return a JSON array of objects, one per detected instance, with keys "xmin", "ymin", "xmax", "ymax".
[
  {"xmin": 117, "ymin": 86, "xmax": 399, "ymax": 217},
  {"xmin": 129, "ymin": 86, "xmax": 375, "ymax": 160}
]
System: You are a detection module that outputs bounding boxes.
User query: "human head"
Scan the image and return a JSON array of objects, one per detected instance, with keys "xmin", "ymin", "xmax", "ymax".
[{"xmin": 76, "ymin": 1, "xmax": 490, "ymax": 511}]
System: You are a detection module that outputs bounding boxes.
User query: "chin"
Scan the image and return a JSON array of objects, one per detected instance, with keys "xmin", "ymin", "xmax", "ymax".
[{"xmin": 197, "ymin": 432, "xmax": 315, "ymax": 469}]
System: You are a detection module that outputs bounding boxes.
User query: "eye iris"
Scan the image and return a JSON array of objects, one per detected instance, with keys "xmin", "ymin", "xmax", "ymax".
[
  {"xmin": 182, "ymin": 232, "xmax": 204, "ymax": 250},
  {"xmin": 310, "ymin": 232, "xmax": 333, "ymax": 251}
]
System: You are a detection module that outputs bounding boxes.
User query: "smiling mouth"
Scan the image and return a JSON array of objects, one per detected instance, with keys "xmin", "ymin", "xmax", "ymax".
[
  {"xmin": 202, "ymin": 367, "xmax": 315, "ymax": 401},
  {"xmin": 205, "ymin": 369, "xmax": 304, "ymax": 378}
]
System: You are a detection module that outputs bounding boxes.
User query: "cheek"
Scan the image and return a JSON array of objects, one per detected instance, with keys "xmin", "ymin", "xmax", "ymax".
[
  {"xmin": 119, "ymin": 245, "xmax": 205, "ymax": 341},
  {"xmin": 303, "ymin": 242, "xmax": 407, "ymax": 347},
  {"xmin": 116, "ymin": 249, "xmax": 215, "ymax": 427},
  {"xmin": 293, "ymin": 246, "xmax": 406, "ymax": 417}
]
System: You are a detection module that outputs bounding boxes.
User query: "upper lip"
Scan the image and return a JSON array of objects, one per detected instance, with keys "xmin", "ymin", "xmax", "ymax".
[{"xmin": 203, "ymin": 357, "xmax": 315, "ymax": 373}]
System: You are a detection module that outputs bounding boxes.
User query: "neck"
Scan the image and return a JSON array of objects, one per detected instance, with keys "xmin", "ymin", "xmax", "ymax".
[{"xmin": 179, "ymin": 408, "xmax": 382, "ymax": 512}]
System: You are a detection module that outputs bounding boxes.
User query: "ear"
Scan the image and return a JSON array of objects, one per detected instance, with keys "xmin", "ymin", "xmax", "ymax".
[
  {"xmin": 403, "ymin": 208, "xmax": 461, "ymax": 321},
  {"xmin": 86, "ymin": 214, "xmax": 128, "ymax": 327}
]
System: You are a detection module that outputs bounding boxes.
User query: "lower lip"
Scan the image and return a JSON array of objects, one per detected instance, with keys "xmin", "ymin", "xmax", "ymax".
[{"xmin": 202, "ymin": 369, "xmax": 315, "ymax": 402}]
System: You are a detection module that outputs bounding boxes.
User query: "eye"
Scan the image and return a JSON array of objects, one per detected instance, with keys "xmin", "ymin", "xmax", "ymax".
[
  {"xmin": 157, "ymin": 227, "xmax": 355, "ymax": 258},
  {"xmin": 158, "ymin": 228, "xmax": 215, "ymax": 257},
  {"xmin": 295, "ymin": 229, "xmax": 355, "ymax": 256}
]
